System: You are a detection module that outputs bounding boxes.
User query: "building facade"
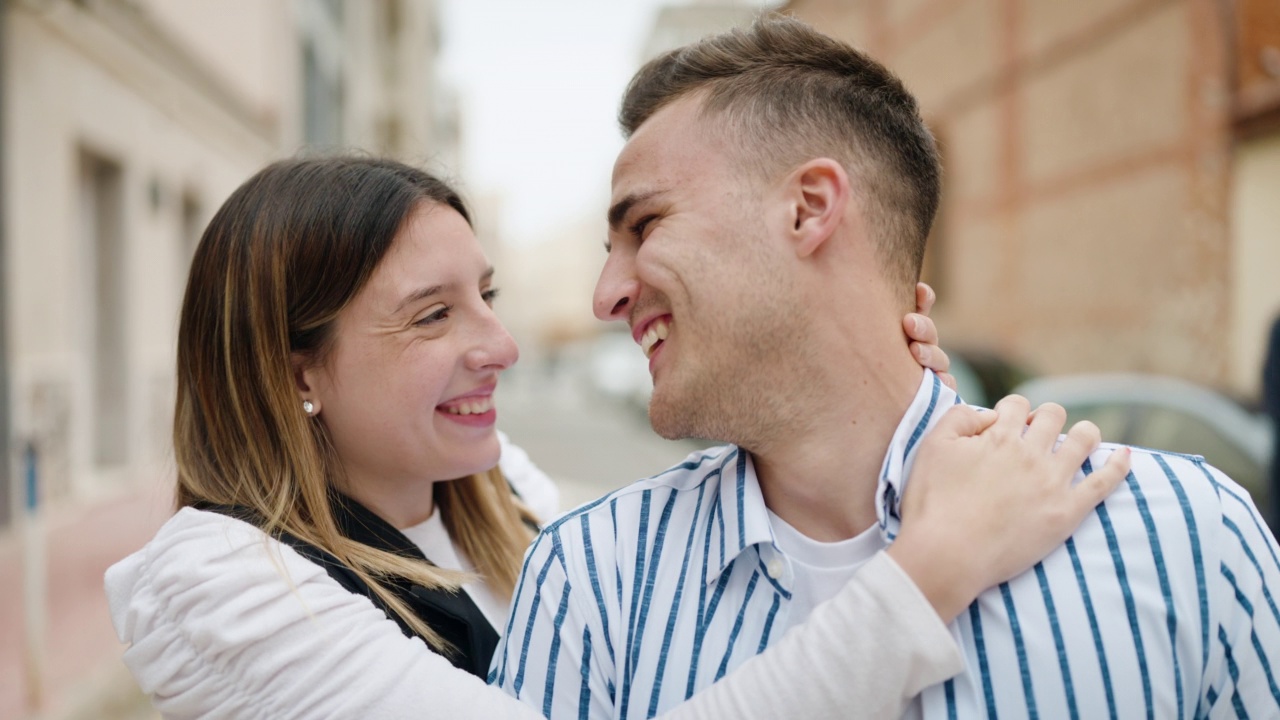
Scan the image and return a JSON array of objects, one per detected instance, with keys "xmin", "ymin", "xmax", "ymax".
[
  {"xmin": 0, "ymin": 0, "xmax": 455, "ymax": 716},
  {"xmin": 783, "ymin": 0, "xmax": 1280, "ymax": 395}
]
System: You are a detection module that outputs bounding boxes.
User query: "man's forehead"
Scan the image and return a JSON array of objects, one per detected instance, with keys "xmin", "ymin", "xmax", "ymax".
[{"xmin": 610, "ymin": 96, "xmax": 713, "ymax": 199}]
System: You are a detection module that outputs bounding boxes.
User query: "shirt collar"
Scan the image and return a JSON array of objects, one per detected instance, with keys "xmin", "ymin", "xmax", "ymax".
[
  {"xmin": 704, "ymin": 447, "xmax": 778, "ymax": 587},
  {"xmin": 875, "ymin": 370, "xmax": 963, "ymax": 540},
  {"xmin": 702, "ymin": 371, "xmax": 963, "ymax": 585}
]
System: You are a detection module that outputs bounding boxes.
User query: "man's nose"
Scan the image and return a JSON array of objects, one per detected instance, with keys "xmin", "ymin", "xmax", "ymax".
[{"xmin": 593, "ymin": 252, "xmax": 639, "ymax": 322}]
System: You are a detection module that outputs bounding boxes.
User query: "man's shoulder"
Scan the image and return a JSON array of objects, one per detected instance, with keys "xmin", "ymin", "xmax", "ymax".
[
  {"xmin": 544, "ymin": 445, "xmax": 738, "ymax": 530},
  {"xmin": 529, "ymin": 444, "xmax": 739, "ymax": 568},
  {"xmin": 1120, "ymin": 442, "xmax": 1250, "ymax": 515},
  {"xmin": 1070, "ymin": 442, "xmax": 1272, "ymax": 567}
]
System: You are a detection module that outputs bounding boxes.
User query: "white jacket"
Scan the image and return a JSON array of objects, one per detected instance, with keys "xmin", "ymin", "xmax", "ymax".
[{"xmin": 106, "ymin": 435, "xmax": 962, "ymax": 719}]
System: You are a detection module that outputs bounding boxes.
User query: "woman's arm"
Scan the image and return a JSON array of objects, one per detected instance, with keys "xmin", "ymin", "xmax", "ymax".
[
  {"xmin": 113, "ymin": 508, "xmax": 937, "ymax": 720},
  {"xmin": 652, "ymin": 550, "xmax": 956, "ymax": 720},
  {"xmin": 111, "ymin": 396, "xmax": 1126, "ymax": 720},
  {"xmin": 107, "ymin": 508, "xmax": 549, "ymax": 720}
]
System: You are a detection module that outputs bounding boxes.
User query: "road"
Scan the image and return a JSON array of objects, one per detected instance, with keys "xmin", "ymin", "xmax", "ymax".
[{"xmin": 495, "ymin": 364, "xmax": 712, "ymax": 512}]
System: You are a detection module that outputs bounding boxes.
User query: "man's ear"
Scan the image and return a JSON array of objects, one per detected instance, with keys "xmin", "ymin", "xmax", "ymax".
[{"xmin": 785, "ymin": 158, "xmax": 850, "ymax": 258}]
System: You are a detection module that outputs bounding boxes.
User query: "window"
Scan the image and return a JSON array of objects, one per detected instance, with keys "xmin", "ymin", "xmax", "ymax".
[
  {"xmin": 181, "ymin": 191, "xmax": 202, "ymax": 261},
  {"xmin": 303, "ymin": 40, "xmax": 343, "ymax": 149},
  {"xmin": 79, "ymin": 149, "xmax": 128, "ymax": 470}
]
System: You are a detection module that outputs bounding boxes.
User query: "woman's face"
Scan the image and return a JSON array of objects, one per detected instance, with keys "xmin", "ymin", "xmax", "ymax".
[{"xmin": 302, "ymin": 202, "xmax": 518, "ymax": 498}]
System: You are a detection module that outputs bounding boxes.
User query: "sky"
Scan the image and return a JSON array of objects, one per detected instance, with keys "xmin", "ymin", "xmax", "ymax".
[
  {"xmin": 437, "ymin": 0, "xmax": 783, "ymax": 247},
  {"xmin": 438, "ymin": 0, "xmax": 669, "ymax": 246}
]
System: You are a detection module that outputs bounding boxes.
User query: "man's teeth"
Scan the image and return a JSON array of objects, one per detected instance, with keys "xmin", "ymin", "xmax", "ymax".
[
  {"xmin": 444, "ymin": 397, "xmax": 494, "ymax": 415},
  {"xmin": 640, "ymin": 319, "xmax": 670, "ymax": 359}
]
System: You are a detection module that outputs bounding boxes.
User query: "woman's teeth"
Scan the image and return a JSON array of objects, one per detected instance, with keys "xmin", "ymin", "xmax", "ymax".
[{"xmin": 444, "ymin": 397, "xmax": 493, "ymax": 415}]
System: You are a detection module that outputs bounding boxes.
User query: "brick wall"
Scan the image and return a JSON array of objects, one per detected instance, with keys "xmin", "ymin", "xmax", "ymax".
[{"xmin": 785, "ymin": 0, "xmax": 1244, "ymax": 389}]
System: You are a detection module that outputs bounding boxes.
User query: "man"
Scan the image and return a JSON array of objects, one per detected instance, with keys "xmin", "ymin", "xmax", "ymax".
[{"xmin": 493, "ymin": 16, "xmax": 1280, "ymax": 719}]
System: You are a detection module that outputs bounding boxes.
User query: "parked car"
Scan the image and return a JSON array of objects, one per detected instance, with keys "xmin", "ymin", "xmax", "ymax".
[{"xmin": 1013, "ymin": 373, "xmax": 1273, "ymax": 518}]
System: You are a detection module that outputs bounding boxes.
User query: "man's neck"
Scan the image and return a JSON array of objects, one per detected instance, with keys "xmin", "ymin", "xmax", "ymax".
[{"xmin": 752, "ymin": 353, "xmax": 924, "ymax": 543}]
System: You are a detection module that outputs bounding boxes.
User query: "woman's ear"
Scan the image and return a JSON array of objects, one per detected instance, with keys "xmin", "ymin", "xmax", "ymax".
[
  {"xmin": 291, "ymin": 352, "xmax": 321, "ymax": 415},
  {"xmin": 786, "ymin": 158, "xmax": 850, "ymax": 258}
]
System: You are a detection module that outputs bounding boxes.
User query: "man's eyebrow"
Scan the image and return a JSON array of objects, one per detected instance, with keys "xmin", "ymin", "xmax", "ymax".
[
  {"xmin": 393, "ymin": 268, "xmax": 494, "ymax": 314},
  {"xmin": 607, "ymin": 191, "xmax": 662, "ymax": 231}
]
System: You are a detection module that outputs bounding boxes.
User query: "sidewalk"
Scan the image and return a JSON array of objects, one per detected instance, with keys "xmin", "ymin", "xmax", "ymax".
[{"xmin": 0, "ymin": 479, "xmax": 171, "ymax": 720}]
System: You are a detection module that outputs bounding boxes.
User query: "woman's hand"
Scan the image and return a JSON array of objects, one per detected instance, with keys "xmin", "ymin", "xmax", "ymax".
[
  {"xmin": 903, "ymin": 282, "xmax": 954, "ymax": 390},
  {"xmin": 887, "ymin": 395, "xmax": 1130, "ymax": 623}
]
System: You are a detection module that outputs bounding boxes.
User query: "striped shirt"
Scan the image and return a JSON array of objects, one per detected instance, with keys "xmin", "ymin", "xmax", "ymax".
[{"xmin": 491, "ymin": 371, "xmax": 1280, "ymax": 719}]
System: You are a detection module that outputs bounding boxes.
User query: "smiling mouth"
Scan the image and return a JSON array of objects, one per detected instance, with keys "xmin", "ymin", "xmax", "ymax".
[
  {"xmin": 640, "ymin": 318, "xmax": 670, "ymax": 359},
  {"xmin": 440, "ymin": 396, "xmax": 494, "ymax": 415}
]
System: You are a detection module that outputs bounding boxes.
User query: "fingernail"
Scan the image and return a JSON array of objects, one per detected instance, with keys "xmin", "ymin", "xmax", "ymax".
[
  {"xmin": 912, "ymin": 315, "xmax": 924, "ymax": 334},
  {"xmin": 917, "ymin": 345, "xmax": 931, "ymax": 363}
]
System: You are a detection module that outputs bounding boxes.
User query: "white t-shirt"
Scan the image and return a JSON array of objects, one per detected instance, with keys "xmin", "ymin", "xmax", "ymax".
[
  {"xmin": 400, "ymin": 509, "xmax": 509, "ymax": 631},
  {"xmin": 767, "ymin": 510, "xmax": 887, "ymax": 634}
]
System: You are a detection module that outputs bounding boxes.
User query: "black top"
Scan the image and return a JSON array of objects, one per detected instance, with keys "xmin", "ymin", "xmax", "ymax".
[{"xmin": 195, "ymin": 495, "xmax": 500, "ymax": 679}]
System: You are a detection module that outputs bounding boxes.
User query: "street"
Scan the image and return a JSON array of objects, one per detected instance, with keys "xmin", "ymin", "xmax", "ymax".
[{"xmin": 495, "ymin": 362, "xmax": 712, "ymax": 513}]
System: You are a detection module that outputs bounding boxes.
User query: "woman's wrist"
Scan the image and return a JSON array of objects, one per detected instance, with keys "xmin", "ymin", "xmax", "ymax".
[{"xmin": 885, "ymin": 531, "xmax": 980, "ymax": 624}]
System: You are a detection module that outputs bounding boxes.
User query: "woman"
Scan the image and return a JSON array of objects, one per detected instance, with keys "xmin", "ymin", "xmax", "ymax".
[{"xmin": 106, "ymin": 157, "xmax": 1127, "ymax": 718}]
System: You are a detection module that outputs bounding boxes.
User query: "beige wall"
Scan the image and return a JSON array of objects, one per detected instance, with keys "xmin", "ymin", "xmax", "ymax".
[
  {"xmin": 140, "ymin": 0, "xmax": 294, "ymax": 128},
  {"xmin": 786, "ymin": 0, "xmax": 1242, "ymax": 389},
  {"xmin": 3, "ymin": 1, "xmax": 456, "ymax": 714},
  {"xmin": 499, "ymin": 216, "xmax": 606, "ymax": 357},
  {"xmin": 4, "ymin": 0, "xmax": 454, "ymax": 509},
  {"xmin": 322, "ymin": 0, "xmax": 453, "ymax": 162},
  {"xmin": 6, "ymin": 2, "xmax": 282, "ymax": 502}
]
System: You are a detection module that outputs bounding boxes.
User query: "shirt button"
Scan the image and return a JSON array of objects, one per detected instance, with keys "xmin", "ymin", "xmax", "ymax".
[{"xmin": 766, "ymin": 559, "xmax": 784, "ymax": 579}]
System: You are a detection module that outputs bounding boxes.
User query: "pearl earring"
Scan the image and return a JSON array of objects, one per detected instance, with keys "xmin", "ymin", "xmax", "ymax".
[{"xmin": 303, "ymin": 400, "xmax": 315, "ymax": 415}]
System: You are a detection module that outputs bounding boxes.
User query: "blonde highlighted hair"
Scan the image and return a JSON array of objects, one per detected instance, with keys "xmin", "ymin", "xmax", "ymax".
[{"xmin": 174, "ymin": 157, "xmax": 536, "ymax": 651}]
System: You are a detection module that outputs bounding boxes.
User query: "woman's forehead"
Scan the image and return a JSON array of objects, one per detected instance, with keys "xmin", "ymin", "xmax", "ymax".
[{"xmin": 360, "ymin": 206, "xmax": 489, "ymax": 310}]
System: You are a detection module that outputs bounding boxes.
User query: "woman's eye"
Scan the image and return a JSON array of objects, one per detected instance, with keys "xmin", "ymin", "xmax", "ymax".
[
  {"xmin": 414, "ymin": 305, "xmax": 451, "ymax": 326},
  {"xmin": 481, "ymin": 288, "xmax": 501, "ymax": 306}
]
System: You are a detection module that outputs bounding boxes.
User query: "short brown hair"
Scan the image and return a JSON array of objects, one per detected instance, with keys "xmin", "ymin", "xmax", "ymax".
[{"xmin": 620, "ymin": 15, "xmax": 940, "ymax": 291}]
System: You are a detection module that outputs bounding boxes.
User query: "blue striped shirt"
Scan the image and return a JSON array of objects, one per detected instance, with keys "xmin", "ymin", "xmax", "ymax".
[{"xmin": 491, "ymin": 371, "xmax": 1280, "ymax": 719}]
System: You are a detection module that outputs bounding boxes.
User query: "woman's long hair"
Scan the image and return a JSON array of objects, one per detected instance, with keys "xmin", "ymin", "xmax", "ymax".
[{"xmin": 174, "ymin": 157, "xmax": 537, "ymax": 651}]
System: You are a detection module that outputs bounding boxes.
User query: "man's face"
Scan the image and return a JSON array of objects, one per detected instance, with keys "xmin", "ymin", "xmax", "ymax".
[{"xmin": 594, "ymin": 96, "xmax": 807, "ymax": 445}]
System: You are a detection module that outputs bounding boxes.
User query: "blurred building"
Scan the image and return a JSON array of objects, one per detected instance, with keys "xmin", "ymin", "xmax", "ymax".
[
  {"xmin": 642, "ymin": 2, "xmax": 763, "ymax": 59},
  {"xmin": 0, "ymin": 0, "xmax": 456, "ymax": 716},
  {"xmin": 780, "ymin": 0, "xmax": 1280, "ymax": 397},
  {"xmin": 498, "ymin": 215, "xmax": 607, "ymax": 367}
]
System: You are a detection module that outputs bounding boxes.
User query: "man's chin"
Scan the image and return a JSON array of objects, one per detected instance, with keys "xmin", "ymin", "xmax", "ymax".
[{"xmin": 647, "ymin": 395, "xmax": 705, "ymax": 442}]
